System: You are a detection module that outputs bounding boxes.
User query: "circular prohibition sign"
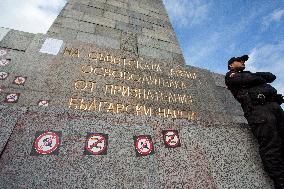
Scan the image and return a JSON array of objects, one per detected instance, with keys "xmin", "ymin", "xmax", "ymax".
[
  {"xmin": 34, "ymin": 131, "xmax": 60, "ymax": 155},
  {"xmin": 85, "ymin": 134, "xmax": 107, "ymax": 155},
  {"xmin": 163, "ymin": 130, "xmax": 180, "ymax": 148},
  {"xmin": 135, "ymin": 136, "xmax": 153, "ymax": 156}
]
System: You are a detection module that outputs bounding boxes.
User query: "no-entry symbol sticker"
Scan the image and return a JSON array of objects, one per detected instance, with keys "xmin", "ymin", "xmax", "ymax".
[
  {"xmin": 162, "ymin": 130, "xmax": 181, "ymax": 148},
  {"xmin": 134, "ymin": 135, "xmax": 154, "ymax": 156},
  {"xmin": 84, "ymin": 133, "xmax": 108, "ymax": 155},
  {"xmin": 31, "ymin": 131, "xmax": 61, "ymax": 156}
]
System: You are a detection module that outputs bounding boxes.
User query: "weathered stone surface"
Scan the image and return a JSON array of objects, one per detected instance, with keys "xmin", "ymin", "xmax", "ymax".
[
  {"xmin": 104, "ymin": 11, "xmax": 129, "ymax": 23},
  {"xmin": 76, "ymin": 32, "xmax": 120, "ymax": 49},
  {"xmin": 211, "ymin": 72, "xmax": 227, "ymax": 88},
  {"xmin": 138, "ymin": 35, "xmax": 182, "ymax": 54},
  {"xmin": 0, "ymin": 106, "xmax": 272, "ymax": 188},
  {"xmin": 78, "ymin": 22, "xmax": 96, "ymax": 34},
  {"xmin": 129, "ymin": 17, "xmax": 154, "ymax": 30},
  {"xmin": 0, "ymin": 30, "xmax": 34, "ymax": 51},
  {"xmin": 0, "ymin": 27, "xmax": 10, "ymax": 42},
  {"xmin": 138, "ymin": 44, "xmax": 173, "ymax": 61},
  {"xmin": 0, "ymin": 106, "xmax": 26, "ymax": 154},
  {"xmin": 121, "ymin": 32, "xmax": 137, "ymax": 54},
  {"xmin": 48, "ymin": 27, "xmax": 78, "ymax": 41},
  {"xmin": 104, "ymin": 4, "xmax": 128, "ymax": 17},
  {"xmin": 95, "ymin": 25, "xmax": 122, "ymax": 39},
  {"xmin": 116, "ymin": 21, "xmax": 142, "ymax": 34},
  {"xmin": 69, "ymin": 0, "xmax": 90, "ymax": 6},
  {"xmin": 60, "ymin": 17, "xmax": 81, "ymax": 30},
  {"xmin": 82, "ymin": 14, "xmax": 116, "ymax": 28},
  {"xmin": 88, "ymin": 0, "xmax": 106, "ymax": 9},
  {"xmin": 60, "ymin": 9, "xmax": 85, "ymax": 20},
  {"xmin": 81, "ymin": 6, "xmax": 104, "ymax": 17},
  {"xmin": 106, "ymin": 0, "xmax": 128, "ymax": 9},
  {"xmin": 129, "ymin": 1, "xmax": 150, "ymax": 15},
  {"xmin": 142, "ymin": 26, "xmax": 177, "ymax": 43},
  {"xmin": 139, "ymin": 1, "xmax": 167, "ymax": 15}
]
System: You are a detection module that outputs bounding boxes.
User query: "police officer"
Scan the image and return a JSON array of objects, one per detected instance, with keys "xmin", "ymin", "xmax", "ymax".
[{"xmin": 225, "ymin": 55, "xmax": 284, "ymax": 189}]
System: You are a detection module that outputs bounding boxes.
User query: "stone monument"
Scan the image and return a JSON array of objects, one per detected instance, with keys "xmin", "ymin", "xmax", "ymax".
[{"xmin": 0, "ymin": 0, "xmax": 274, "ymax": 188}]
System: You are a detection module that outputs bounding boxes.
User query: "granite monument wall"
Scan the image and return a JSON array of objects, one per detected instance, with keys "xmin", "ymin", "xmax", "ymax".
[{"xmin": 0, "ymin": 0, "xmax": 273, "ymax": 188}]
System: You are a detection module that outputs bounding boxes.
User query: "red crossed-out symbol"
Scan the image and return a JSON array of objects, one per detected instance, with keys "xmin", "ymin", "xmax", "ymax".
[
  {"xmin": 135, "ymin": 136, "xmax": 153, "ymax": 156},
  {"xmin": 38, "ymin": 100, "xmax": 49, "ymax": 106},
  {"xmin": 5, "ymin": 93, "xmax": 19, "ymax": 103},
  {"xmin": 85, "ymin": 134, "xmax": 107, "ymax": 155},
  {"xmin": 34, "ymin": 132, "xmax": 60, "ymax": 154},
  {"xmin": 163, "ymin": 130, "xmax": 180, "ymax": 148},
  {"xmin": 0, "ymin": 72, "xmax": 8, "ymax": 79}
]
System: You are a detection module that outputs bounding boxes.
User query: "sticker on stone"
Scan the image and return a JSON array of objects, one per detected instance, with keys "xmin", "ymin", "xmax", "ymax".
[
  {"xmin": 38, "ymin": 100, "xmax": 49, "ymax": 107},
  {"xmin": 0, "ymin": 49, "xmax": 7, "ymax": 57},
  {"xmin": 0, "ymin": 71, "xmax": 9, "ymax": 80},
  {"xmin": 162, "ymin": 130, "xmax": 181, "ymax": 148},
  {"xmin": 84, "ymin": 133, "xmax": 108, "ymax": 155},
  {"xmin": 30, "ymin": 131, "xmax": 61, "ymax": 156},
  {"xmin": 4, "ymin": 93, "xmax": 20, "ymax": 103},
  {"xmin": 134, "ymin": 135, "xmax": 154, "ymax": 157},
  {"xmin": 13, "ymin": 76, "xmax": 27, "ymax": 85},
  {"xmin": 0, "ymin": 59, "xmax": 10, "ymax": 67}
]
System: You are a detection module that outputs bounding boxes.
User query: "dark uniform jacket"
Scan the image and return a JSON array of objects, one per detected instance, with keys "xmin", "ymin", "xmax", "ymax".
[{"xmin": 225, "ymin": 70, "xmax": 277, "ymax": 114}]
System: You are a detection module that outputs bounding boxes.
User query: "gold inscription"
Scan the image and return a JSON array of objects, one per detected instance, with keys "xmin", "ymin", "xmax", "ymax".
[
  {"xmin": 87, "ymin": 51, "xmax": 162, "ymax": 72},
  {"xmin": 63, "ymin": 47, "xmax": 80, "ymax": 58},
  {"xmin": 81, "ymin": 65, "xmax": 187, "ymax": 90},
  {"xmin": 68, "ymin": 97, "xmax": 196, "ymax": 121},
  {"xmin": 64, "ymin": 48, "xmax": 198, "ymax": 121},
  {"xmin": 170, "ymin": 68, "xmax": 197, "ymax": 79},
  {"xmin": 74, "ymin": 80, "xmax": 96, "ymax": 92},
  {"xmin": 104, "ymin": 84, "xmax": 193, "ymax": 105}
]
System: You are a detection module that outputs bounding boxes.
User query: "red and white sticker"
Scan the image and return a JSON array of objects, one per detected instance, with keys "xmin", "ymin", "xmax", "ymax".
[
  {"xmin": 163, "ymin": 130, "xmax": 181, "ymax": 148},
  {"xmin": 13, "ymin": 76, "xmax": 26, "ymax": 85},
  {"xmin": 0, "ymin": 59, "xmax": 10, "ymax": 67},
  {"xmin": 4, "ymin": 93, "xmax": 20, "ymax": 103},
  {"xmin": 34, "ymin": 132, "xmax": 60, "ymax": 155},
  {"xmin": 38, "ymin": 100, "xmax": 49, "ymax": 107},
  {"xmin": 0, "ymin": 72, "xmax": 8, "ymax": 80},
  {"xmin": 0, "ymin": 49, "xmax": 7, "ymax": 57},
  {"xmin": 135, "ymin": 136, "xmax": 153, "ymax": 156},
  {"xmin": 85, "ymin": 134, "xmax": 107, "ymax": 155}
]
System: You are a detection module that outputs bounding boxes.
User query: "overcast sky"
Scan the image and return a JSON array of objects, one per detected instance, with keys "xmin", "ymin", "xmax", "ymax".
[{"xmin": 0, "ymin": 0, "xmax": 283, "ymax": 98}]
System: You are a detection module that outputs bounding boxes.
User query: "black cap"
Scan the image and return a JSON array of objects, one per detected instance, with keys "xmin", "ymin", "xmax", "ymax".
[{"xmin": 228, "ymin": 55, "xmax": 249, "ymax": 69}]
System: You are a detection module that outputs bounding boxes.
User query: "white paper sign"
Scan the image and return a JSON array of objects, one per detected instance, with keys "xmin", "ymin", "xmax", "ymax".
[{"xmin": 39, "ymin": 38, "xmax": 63, "ymax": 55}]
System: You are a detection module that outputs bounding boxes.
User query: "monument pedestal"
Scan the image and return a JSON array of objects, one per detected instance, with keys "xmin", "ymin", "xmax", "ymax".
[{"xmin": 0, "ymin": 0, "xmax": 273, "ymax": 188}]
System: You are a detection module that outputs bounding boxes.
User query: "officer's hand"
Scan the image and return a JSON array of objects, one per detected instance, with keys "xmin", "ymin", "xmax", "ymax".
[
  {"xmin": 255, "ymin": 72, "xmax": 276, "ymax": 83},
  {"xmin": 229, "ymin": 73, "xmax": 236, "ymax": 78}
]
